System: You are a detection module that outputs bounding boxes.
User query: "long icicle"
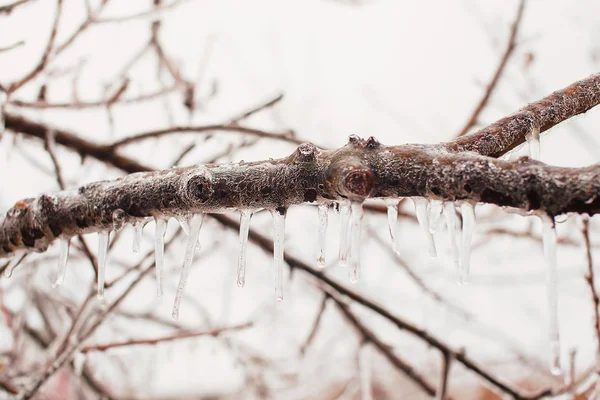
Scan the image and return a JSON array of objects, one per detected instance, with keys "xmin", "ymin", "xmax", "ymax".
[
  {"xmin": 132, "ymin": 221, "xmax": 143, "ymax": 252},
  {"xmin": 272, "ymin": 208, "xmax": 286, "ymax": 302},
  {"xmin": 348, "ymin": 201, "xmax": 364, "ymax": 283},
  {"xmin": 237, "ymin": 210, "xmax": 253, "ymax": 287},
  {"xmin": 459, "ymin": 202, "xmax": 476, "ymax": 285},
  {"xmin": 97, "ymin": 231, "xmax": 109, "ymax": 299},
  {"xmin": 528, "ymin": 125, "xmax": 541, "ymax": 160},
  {"xmin": 154, "ymin": 217, "xmax": 167, "ymax": 299},
  {"xmin": 443, "ymin": 202, "xmax": 460, "ymax": 273},
  {"xmin": 52, "ymin": 238, "xmax": 71, "ymax": 288},
  {"xmin": 542, "ymin": 214, "xmax": 562, "ymax": 376},
  {"xmin": 317, "ymin": 203, "xmax": 329, "ymax": 269},
  {"xmin": 428, "ymin": 200, "xmax": 444, "ymax": 234},
  {"xmin": 172, "ymin": 213, "xmax": 204, "ymax": 320},
  {"xmin": 413, "ymin": 198, "xmax": 437, "ymax": 257},
  {"xmin": 384, "ymin": 198, "xmax": 400, "ymax": 255},
  {"xmin": 339, "ymin": 201, "xmax": 351, "ymax": 266}
]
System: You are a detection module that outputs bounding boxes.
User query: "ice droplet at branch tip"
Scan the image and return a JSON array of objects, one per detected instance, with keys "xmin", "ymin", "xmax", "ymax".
[
  {"xmin": 172, "ymin": 213, "xmax": 204, "ymax": 320},
  {"xmin": 459, "ymin": 202, "xmax": 475, "ymax": 285},
  {"xmin": 317, "ymin": 203, "xmax": 329, "ymax": 269},
  {"xmin": 133, "ymin": 221, "xmax": 143, "ymax": 252},
  {"xmin": 237, "ymin": 210, "xmax": 253, "ymax": 287},
  {"xmin": 154, "ymin": 217, "xmax": 167, "ymax": 299},
  {"xmin": 97, "ymin": 232, "xmax": 109, "ymax": 299},
  {"xmin": 348, "ymin": 201, "xmax": 363, "ymax": 283},
  {"xmin": 53, "ymin": 238, "xmax": 71, "ymax": 288},
  {"xmin": 541, "ymin": 214, "xmax": 562, "ymax": 376},
  {"xmin": 443, "ymin": 202, "xmax": 460, "ymax": 273},
  {"xmin": 338, "ymin": 201, "xmax": 351, "ymax": 267},
  {"xmin": 384, "ymin": 198, "xmax": 400, "ymax": 255},
  {"xmin": 528, "ymin": 125, "xmax": 541, "ymax": 161},
  {"xmin": 413, "ymin": 198, "xmax": 436, "ymax": 257},
  {"xmin": 272, "ymin": 208, "xmax": 286, "ymax": 302}
]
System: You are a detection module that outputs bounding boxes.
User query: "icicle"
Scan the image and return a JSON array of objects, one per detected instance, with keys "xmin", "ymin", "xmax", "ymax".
[
  {"xmin": 359, "ymin": 344, "xmax": 373, "ymax": 400},
  {"xmin": 348, "ymin": 201, "xmax": 363, "ymax": 283},
  {"xmin": 338, "ymin": 201, "xmax": 351, "ymax": 266},
  {"xmin": 428, "ymin": 200, "xmax": 443, "ymax": 234},
  {"xmin": 0, "ymin": 90, "xmax": 6, "ymax": 135},
  {"xmin": 272, "ymin": 208, "xmax": 286, "ymax": 302},
  {"xmin": 132, "ymin": 221, "xmax": 143, "ymax": 252},
  {"xmin": 459, "ymin": 203, "xmax": 476, "ymax": 285},
  {"xmin": 542, "ymin": 215, "xmax": 561, "ymax": 376},
  {"xmin": 413, "ymin": 198, "xmax": 437, "ymax": 257},
  {"xmin": 237, "ymin": 210, "xmax": 253, "ymax": 287},
  {"xmin": 527, "ymin": 125, "xmax": 541, "ymax": 161},
  {"xmin": 384, "ymin": 198, "xmax": 400, "ymax": 255},
  {"xmin": 97, "ymin": 232, "xmax": 109, "ymax": 299},
  {"xmin": 154, "ymin": 217, "xmax": 167, "ymax": 299},
  {"xmin": 2, "ymin": 251, "xmax": 25, "ymax": 278},
  {"xmin": 317, "ymin": 203, "xmax": 329, "ymax": 269},
  {"xmin": 443, "ymin": 202, "xmax": 459, "ymax": 272},
  {"xmin": 52, "ymin": 238, "xmax": 71, "ymax": 288},
  {"xmin": 177, "ymin": 215, "xmax": 190, "ymax": 235},
  {"xmin": 73, "ymin": 352, "xmax": 86, "ymax": 377},
  {"xmin": 172, "ymin": 214, "xmax": 204, "ymax": 320}
]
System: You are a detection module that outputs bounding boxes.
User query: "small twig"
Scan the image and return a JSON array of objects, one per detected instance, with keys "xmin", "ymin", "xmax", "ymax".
[
  {"xmin": 582, "ymin": 216, "xmax": 600, "ymax": 366},
  {"xmin": 0, "ymin": 0, "xmax": 31, "ymax": 15},
  {"xmin": 436, "ymin": 351, "xmax": 452, "ymax": 400},
  {"xmin": 91, "ymin": 0, "xmax": 189, "ymax": 24},
  {"xmin": 228, "ymin": 93, "xmax": 284, "ymax": 125},
  {"xmin": 8, "ymin": 0, "xmax": 63, "ymax": 93},
  {"xmin": 300, "ymin": 294, "xmax": 329, "ymax": 355},
  {"xmin": 455, "ymin": 0, "xmax": 526, "ymax": 137},
  {"xmin": 81, "ymin": 322, "xmax": 252, "ymax": 353},
  {"xmin": 0, "ymin": 40, "xmax": 25, "ymax": 53}
]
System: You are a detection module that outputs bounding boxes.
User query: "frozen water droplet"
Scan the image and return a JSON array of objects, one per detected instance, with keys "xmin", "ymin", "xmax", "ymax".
[
  {"xmin": 172, "ymin": 214, "xmax": 204, "ymax": 320},
  {"xmin": 459, "ymin": 203, "xmax": 476, "ymax": 285},
  {"xmin": 154, "ymin": 217, "xmax": 167, "ymax": 299},
  {"xmin": 52, "ymin": 238, "xmax": 71, "ymax": 288},
  {"xmin": 272, "ymin": 208, "xmax": 286, "ymax": 302},
  {"xmin": 338, "ymin": 201, "xmax": 351, "ymax": 267},
  {"xmin": 237, "ymin": 210, "xmax": 253, "ymax": 287},
  {"xmin": 177, "ymin": 215, "xmax": 190, "ymax": 235},
  {"xmin": 97, "ymin": 231, "xmax": 109, "ymax": 299},
  {"xmin": 348, "ymin": 201, "xmax": 363, "ymax": 283},
  {"xmin": 3, "ymin": 251, "xmax": 25, "ymax": 278},
  {"xmin": 413, "ymin": 198, "xmax": 437, "ymax": 257},
  {"xmin": 384, "ymin": 198, "xmax": 400, "ymax": 255},
  {"xmin": 112, "ymin": 209, "xmax": 126, "ymax": 231},
  {"xmin": 73, "ymin": 352, "xmax": 86, "ymax": 377},
  {"xmin": 542, "ymin": 215, "xmax": 561, "ymax": 376},
  {"xmin": 527, "ymin": 125, "xmax": 541, "ymax": 161},
  {"xmin": 317, "ymin": 203, "xmax": 329, "ymax": 268},
  {"xmin": 133, "ymin": 221, "xmax": 143, "ymax": 252},
  {"xmin": 428, "ymin": 200, "xmax": 443, "ymax": 234},
  {"xmin": 443, "ymin": 202, "xmax": 459, "ymax": 272}
]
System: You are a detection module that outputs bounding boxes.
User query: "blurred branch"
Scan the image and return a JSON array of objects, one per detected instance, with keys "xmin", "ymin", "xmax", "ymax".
[
  {"xmin": 582, "ymin": 216, "xmax": 600, "ymax": 367},
  {"xmin": 456, "ymin": 0, "xmax": 526, "ymax": 137},
  {"xmin": 0, "ymin": 0, "xmax": 32, "ymax": 15}
]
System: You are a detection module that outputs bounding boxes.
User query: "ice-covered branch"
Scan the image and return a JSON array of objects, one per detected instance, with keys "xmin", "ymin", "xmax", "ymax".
[{"xmin": 2, "ymin": 74, "xmax": 600, "ymax": 259}]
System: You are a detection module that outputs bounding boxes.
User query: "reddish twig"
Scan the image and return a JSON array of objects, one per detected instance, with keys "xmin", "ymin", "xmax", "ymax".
[{"xmin": 455, "ymin": 0, "xmax": 526, "ymax": 137}]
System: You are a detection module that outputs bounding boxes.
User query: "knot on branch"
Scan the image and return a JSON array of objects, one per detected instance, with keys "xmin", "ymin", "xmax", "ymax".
[
  {"xmin": 295, "ymin": 143, "xmax": 320, "ymax": 162},
  {"xmin": 181, "ymin": 167, "xmax": 214, "ymax": 206},
  {"xmin": 347, "ymin": 134, "xmax": 381, "ymax": 149},
  {"xmin": 327, "ymin": 158, "xmax": 377, "ymax": 201}
]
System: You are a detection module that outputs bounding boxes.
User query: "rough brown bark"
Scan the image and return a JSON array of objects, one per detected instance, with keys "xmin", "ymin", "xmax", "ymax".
[{"xmin": 1, "ymin": 73, "xmax": 600, "ymax": 259}]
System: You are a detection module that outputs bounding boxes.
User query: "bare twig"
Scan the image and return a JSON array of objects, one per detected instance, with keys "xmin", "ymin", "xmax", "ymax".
[
  {"xmin": 456, "ymin": 0, "xmax": 526, "ymax": 137},
  {"xmin": 582, "ymin": 216, "xmax": 600, "ymax": 366},
  {"xmin": 0, "ymin": 0, "xmax": 31, "ymax": 15}
]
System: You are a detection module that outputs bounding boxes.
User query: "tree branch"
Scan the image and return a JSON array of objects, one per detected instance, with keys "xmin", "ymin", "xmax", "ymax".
[{"xmin": 1, "ymin": 73, "xmax": 600, "ymax": 258}]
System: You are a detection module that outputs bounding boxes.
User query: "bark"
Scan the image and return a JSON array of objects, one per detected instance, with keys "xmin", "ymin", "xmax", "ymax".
[{"xmin": 1, "ymin": 73, "xmax": 600, "ymax": 258}]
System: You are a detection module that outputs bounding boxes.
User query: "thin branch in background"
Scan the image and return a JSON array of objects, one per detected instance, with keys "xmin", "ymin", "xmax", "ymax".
[
  {"xmin": 91, "ymin": 0, "xmax": 190, "ymax": 24},
  {"xmin": 0, "ymin": 40, "xmax": 25, "ymax": 53},
  {"xmin": 228, "ymin": 93, "xmax": 284, "ymax": 125},
  {"xmin": 8, "ymin": 0, "xmax": 63, "ymax": 93},
  {"xmin": 437, "ymin": 351, "xmax": 452, "ymax": 400},
  {"xmin": 300, "ymin": 294, "xmax": 329, "ymax": 356},
  {"xmin": 582, "ymin": 216, "xmax": 600, "ymax": 367},
  {"xmin": 81, "ymin": 322, "xmax": 252, "ymax": 353},
  {"xmin": 0, "ymin": 0, "xmax": 32, "ymax": 15},
  {"xmin": 455, "ymin": 0, "xmax": 526, "ymax": 137}
]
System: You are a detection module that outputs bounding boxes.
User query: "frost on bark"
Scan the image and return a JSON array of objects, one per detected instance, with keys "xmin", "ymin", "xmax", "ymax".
[{"xmin": 1, "ymin": 73, "xmax": 600, "ymax": 259}]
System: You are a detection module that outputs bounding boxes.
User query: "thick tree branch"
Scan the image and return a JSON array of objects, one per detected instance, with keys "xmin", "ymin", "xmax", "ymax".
[{"xmin": 1, "ymin": 73, "xmax": 600, "ymax": 258}]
